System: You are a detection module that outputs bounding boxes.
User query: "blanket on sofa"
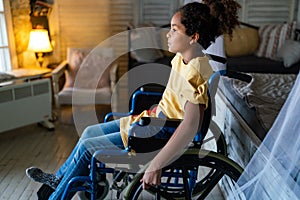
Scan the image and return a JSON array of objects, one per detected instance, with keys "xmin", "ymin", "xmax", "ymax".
[{"xmin": 231, "ymin": 73, "xmax": 297, "ymax": 130}]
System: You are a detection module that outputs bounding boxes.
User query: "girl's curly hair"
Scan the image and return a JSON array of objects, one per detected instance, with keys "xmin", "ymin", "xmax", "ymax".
[
  {"xmin": 202, "ymin": 0, "xmax": 241, "ymax": 37},
  {"xmin": 178, "ymin": 3, "xmax": 219, "ymax": 49}
]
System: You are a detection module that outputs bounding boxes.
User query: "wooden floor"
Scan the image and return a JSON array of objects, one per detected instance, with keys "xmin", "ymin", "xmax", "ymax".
[
  {"xmin": 0, "ymin": 122, "xmax": 78, "ymax": 200},
  {"xmin": 0, "ymin": 121, "xmax": 225, "ymax": 200}
]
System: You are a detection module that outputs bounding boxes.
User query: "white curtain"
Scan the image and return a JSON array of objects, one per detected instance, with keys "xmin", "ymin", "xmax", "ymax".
[{"xmin": 229, "ymin": 71, "xmax": 300, "ymax": 199}]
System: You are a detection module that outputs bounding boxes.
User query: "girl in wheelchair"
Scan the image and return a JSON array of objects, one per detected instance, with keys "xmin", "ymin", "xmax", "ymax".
[{"xmin": 26, "ymin": 1, "xmax": 240, "ymax": 199}]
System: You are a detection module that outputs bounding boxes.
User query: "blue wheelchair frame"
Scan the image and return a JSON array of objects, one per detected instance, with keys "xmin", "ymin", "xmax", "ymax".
[{"xmin": 62, "ymin": 70, "xmax": 242, "ymax": 200}]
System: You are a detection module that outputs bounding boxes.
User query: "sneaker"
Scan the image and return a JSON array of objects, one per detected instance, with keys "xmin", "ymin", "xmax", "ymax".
[
  {"xmin": 37, "ymin": 184, "xmax": 55, "ymax": 200},
  {"xmin": 26, "ymin": 167, "xmax": 60, "ymax": 190}
]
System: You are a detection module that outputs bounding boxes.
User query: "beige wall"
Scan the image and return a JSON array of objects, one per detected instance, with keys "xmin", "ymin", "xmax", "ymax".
[{"xmin": 8, "ymin": 0, "xmax": 131, "ymax": 71}]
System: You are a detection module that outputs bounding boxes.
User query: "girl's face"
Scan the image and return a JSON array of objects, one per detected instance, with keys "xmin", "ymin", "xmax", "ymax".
[{"xmin": 166, "ymin": 12, "xmax": 192, "ymax": 54}]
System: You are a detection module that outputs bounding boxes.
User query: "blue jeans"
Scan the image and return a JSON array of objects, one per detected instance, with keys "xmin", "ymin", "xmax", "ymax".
[
  {"xmin": 50, "ymin": 118, "xmax": 176, "ymax": 199},
  {"xmin": 49, "ymin": 120, "xmax": 123, "ymax": 199}
]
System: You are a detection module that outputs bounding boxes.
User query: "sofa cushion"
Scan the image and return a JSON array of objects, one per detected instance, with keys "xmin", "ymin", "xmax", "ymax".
[
  {"xmin": 255, "ymin": 22, "xmax": 296, "ymax": 60},
  {"xmin": 79, "ymin": 53, "xmax": 112, "ymax": 89},
  {"xmin": 277, "ymin": 39, "xmax": 300, "ymax": 68},
  {"xmin": 227, "ymin": 55, "xmax": 300, "ymax": 74},
  {"xmin": 58, "ymin": 87, "xmax": 111, "ymax": 105},
  {"xmin": 224, "ymin": 27, "xmax": 259, "ymax": 57}
]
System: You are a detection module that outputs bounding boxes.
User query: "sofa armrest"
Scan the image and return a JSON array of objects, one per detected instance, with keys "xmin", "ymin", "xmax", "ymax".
[
  {"xmin": 51, "ymin": 60, "xmax": 68, "ymax": 108},
  {"xmin": 109, "ymin": 62, "xmax": 118, "ymax": 90}
]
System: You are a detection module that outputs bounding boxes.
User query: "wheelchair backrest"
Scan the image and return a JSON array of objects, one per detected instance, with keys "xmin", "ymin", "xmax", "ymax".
[
  {"xmin": 129, "ymin": 83, "xmax": 165, "ymax": 115},
  {"xmin": 194, "ymin": 70, "xmax": 225, "ymax": 144},
  {"xmin": 194, "ymin": 96, "xmax": 211, "ymax": 144}
]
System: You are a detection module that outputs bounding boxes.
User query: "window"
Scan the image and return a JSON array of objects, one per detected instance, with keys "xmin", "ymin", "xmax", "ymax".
[
  {"xmin": 237, "ymin": 0, "xmax": 297, "ymax": 26},
  {"xmin": 0, "ymin": 0, "xmax": 16, "ymax": 72},
  {"xmin": 138, "ymin": 0, "xmax": 180, "ymax": 25},
  {"xmin": 0, "ymin": 0, "xmax": 10, "ymax": 71}
]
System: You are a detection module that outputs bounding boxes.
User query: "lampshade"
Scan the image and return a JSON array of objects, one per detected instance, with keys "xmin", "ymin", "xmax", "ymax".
[{"xmin": 27, "ymin": 29, "xmax": 53, "ymax": 53}]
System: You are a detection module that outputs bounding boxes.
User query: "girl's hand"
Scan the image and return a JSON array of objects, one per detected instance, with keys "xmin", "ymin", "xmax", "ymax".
[{"xmin": 140, "ymin": 168, "xmax": 162, "ymax": 189}]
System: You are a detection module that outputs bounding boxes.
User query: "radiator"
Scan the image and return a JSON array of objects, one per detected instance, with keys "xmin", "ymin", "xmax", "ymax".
[{"xmin": 0, "ymin": 78, "xmax": 52, "ymax": 133}]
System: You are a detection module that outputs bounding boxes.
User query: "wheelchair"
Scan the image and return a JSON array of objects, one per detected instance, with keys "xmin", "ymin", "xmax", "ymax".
[{"xmin": 62, "ymin": 70, "xmax": 243, "ymax": 200}]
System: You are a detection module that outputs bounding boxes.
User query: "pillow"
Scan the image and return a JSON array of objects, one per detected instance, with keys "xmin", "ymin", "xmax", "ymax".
[
  {"xmin": 277, "ymin": 39, "xmax": 300, "ymax": 68},
  {"xmin": 78, "ymin": 53, "xmax": 112, "ymax": 89},
  {"xmin": 255, "ymin": 22, "xmax": 296, "ymax": 60},
  {"xmin": 224, "ymin": 27, "xmax": 259, "ymax": 57},
  {"xmin": 64, "ymin": 49, "xmax": 86, "ymax": 88},
  {"xmin": 130, "ymin": 27, "xmax": 164, "ymax": 62},
  {"xmin": 64, "ymin": 48, "xmax": 112, "ymax": 89}
]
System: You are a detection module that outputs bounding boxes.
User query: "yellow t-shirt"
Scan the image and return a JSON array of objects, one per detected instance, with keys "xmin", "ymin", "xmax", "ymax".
[{"xmin": 120, "ymin": 53, "xmax": 213, "ymax": 147}]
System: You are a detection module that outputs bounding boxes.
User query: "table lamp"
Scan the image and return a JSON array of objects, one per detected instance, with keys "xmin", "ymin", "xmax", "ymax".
[{"xmin": 27, "ymin": 29, "xmax": 53, "ymax": 67}]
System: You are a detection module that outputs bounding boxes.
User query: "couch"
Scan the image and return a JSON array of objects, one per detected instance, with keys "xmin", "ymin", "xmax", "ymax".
[
  {"xmin": 128, "ymin": 22, "xmax": 300, "ymax": 84},
  {"xmin": 225, "ymin": 22, "xmax": 300, "ymax": 76},
  {"xmin": 52, "ymin": 47, "xmax": 118, "ymax": 133}
]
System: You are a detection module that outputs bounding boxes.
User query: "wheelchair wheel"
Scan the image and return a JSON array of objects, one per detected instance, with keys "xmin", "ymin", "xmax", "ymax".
[
  {"xmin": 124, "ymin": 150, "xmax": 243, "ymax": 200},
  {"xmin": 78, "ymin": 179, "xmax": 109, "ymax": 200}
]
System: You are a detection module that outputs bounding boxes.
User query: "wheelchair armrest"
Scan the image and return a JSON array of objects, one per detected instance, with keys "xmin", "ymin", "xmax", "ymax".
[
  {"xmin": 128, "ymin": 117, "xmax": 181, "ymax": 139},
  {"xmin": 51, "ymin": 61, "xmax": 68, "ymax": 109},
  {"xmin": 139, "ymin": 84, "xmax": 165, "ymax": 93},
  {"xmin": 124, "ymin": 117, "xmax": 182, "ymax": 153},
  {"xmin": 138, "ymin": 117, "xmax": 182, "ymax": 127}
]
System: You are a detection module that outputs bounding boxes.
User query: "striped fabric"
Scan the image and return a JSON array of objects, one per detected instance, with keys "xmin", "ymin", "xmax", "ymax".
[{"xmin": 255, "ymin": 22, "xmax": 296, "ymax": 60}]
